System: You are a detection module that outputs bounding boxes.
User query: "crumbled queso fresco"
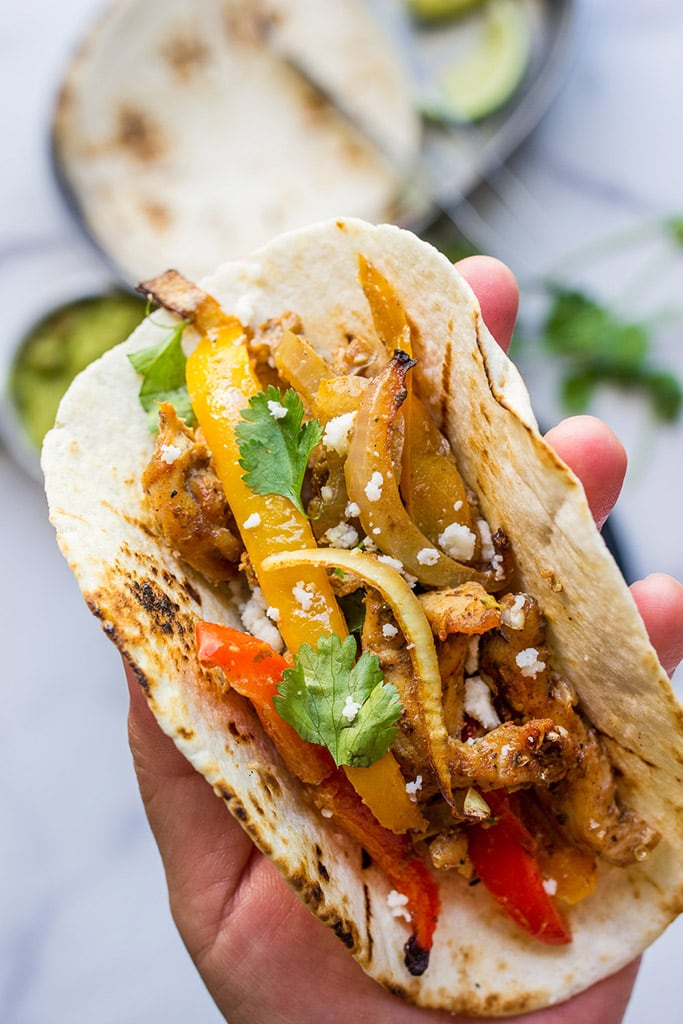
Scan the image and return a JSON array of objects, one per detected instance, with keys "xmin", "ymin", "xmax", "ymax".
[
  {"xmin": 267, "ymin": 399, "xmax": 288, "ymax": 419},
  {"xmin": 464, "ymin": 675, "xmax": 501, "ymax": 730},
  {"xmin": 501, "ymin": 593, "xmax": 526, "ymax": 630},
  {"xmin": 387, "ymin": 889, "xmax": 412, "ymax": 922},
  {"xmin": 364, "ymin": 471, "xmax": 384, "ymax": 502},
  {"xmin": 405, "ymin": 775, "xmax": 423, "ymax": 796},
  {"xmin": 417, "ymin": 547, "xmax": 439, "ymax": 566},
  {"xmin": 243, "ymin": 512, "xmax": 261, "ymax": 529},
  {"xmin": 322, "ymin": 412, "xmax": 356, "ymax": 457},
  {"xmin": 341, "ymin": 696, "xmax": 362, "ymax": 722},
  {"xmin": 515, "ymin": 647, "xmax": 546, "ymax": 678},
  {"xmin": 323, "ymin": 521, "xmax": 359, "ymax": 549},
  {"xmin": 159, "ymin": 443, "xmax": 182, "ymax": 465},
  {"xmin": 437, "ymin": 521, "xmax": 477, "ymax": 562}
]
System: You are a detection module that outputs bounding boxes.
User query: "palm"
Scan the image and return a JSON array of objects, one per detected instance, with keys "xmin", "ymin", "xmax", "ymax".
[
  {"xmin": 125, "ymin": 257, "xmax": 683, "ymax": 1024},
  {"xmin": 127, "ymin": 673, "xmax": 639, "ymax": 1024}
]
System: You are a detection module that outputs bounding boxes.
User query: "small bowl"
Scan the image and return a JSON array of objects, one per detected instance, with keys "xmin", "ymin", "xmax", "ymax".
[{"xmin": 0, "ymin": 248, "xmax": 145, "ymax": 482}]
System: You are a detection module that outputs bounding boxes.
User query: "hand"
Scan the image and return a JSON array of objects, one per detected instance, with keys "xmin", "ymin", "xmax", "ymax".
[{"xmin": 126, "ymin": 256, "xmax": 683, "ymax": 1024}]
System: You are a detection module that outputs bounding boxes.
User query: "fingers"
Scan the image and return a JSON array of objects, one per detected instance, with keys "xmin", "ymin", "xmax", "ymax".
[
  {"xmin": 125, "ymin": 661, "xmax": 256, "ymax": 951},
  {"xmin": 630, "ymin": 574, "xmax": 683, "ymax": 676},
  {"xmin": 456, "ymin": 254, "xmax": 519, "ymax": 352},
  {"xmin": 541, "ymin": 418, "xmax": 683, "ymax": 676},
  {"xmin": 544, "ymin": 415, "xmax": 628, "ymax": 530}
]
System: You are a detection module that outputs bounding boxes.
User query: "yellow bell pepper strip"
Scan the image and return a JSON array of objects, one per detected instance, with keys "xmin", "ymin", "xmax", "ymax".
[
  {"xmin": 186, "ymin": 322, "xmax": 347, "ymax": 638},
  {"xmin": 185, "ymin": 316, "xmax": 419, "ymax": 833},
  {"xmin": 467, "ymin": 790, "xmax": 572, "ymax": 945},
  {"xmin": 196, "ymin": 621, "xmax": 335, "ymax": 786}
]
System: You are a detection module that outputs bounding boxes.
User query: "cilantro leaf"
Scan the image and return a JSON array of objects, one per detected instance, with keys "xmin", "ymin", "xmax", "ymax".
[
  {"xmin": 128, "ymin": 320, "xmax": 195, "ymax": 431},
  {"xmin": 540, "ymin": 287, "xmax": 682, "ymax": 423},
  {"xmin": 235, "ymin": 386, "xmax": 323, "ymax": 515},
  {"xmin": 274, "ymin": 634, "xmax": 402, "ymax": 768}
]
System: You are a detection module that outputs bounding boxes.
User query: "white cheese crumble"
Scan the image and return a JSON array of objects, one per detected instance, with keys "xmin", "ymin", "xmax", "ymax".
[
  {"xmin": 438, "ymin": 521, "xmax": 477, "ymax": 562},
  {"xmin": 320, "ymin": 807, "xmax": 334, "ymax": 819},
  {"xmin": 267, "ymin": 399, "xmax": 288, "ymax": 419},
  {"xmin": 386, "ymin": 889, "xmax": 412, "ymax": 922},
  {"xmin": 345, "ymin": 501, "xmax": 361, "ymax": 518},
  {"xmin": 320, "ymin": 485, "xmax": 334, "ymax": 503},
  {"xmin": 323, "ymin": 522, "xmax": 359, "ymax": 549},
  {"xmin": 243, "ymin": 512, "xmax": 261, "ymax": 529},
  {"xmin": 292, "ymin": 581, "xmax": 315, "ymax": 612},
  {"xmin": 464, "ymin": 675, "xmax": 501, "ymax": 730},
  {"xmin": 322, "ymin": 412, "xmax": 356, "ymax": 456},
  {"xmin": 382, "ymin": 622, "xmax": 399, "ymax": 639},
  {"xmin": 377, "ymin": 554, "xmax": 403, "ymax": 573},
  {"xmin": 515, "ymin": 647, "xmax": 546, "ymax": 678},
  {"xmin": 465, "ymin": 636, "xmax": 480, "ymax": 675},
  {"xmin": 241, "ymin": 587, "xmax": 283, "ymax": 651},
  {"xmin": 501, "ymin": 594, "xmax": 526, "ymax": 630},
  {"xmin": 266, "ymin": 606, "xmax": 280, "ymax": 623},
  {"xmin": 159, "ymin": 443, "xmax": 182, "ymax": 465},
  {"xmin": 417, "ymin": 547, "xmax": 439, "ymax": 566},
  {"xmin": 364, "ymin": 471, "xmax": 384, "ymax": 502},
  {"xmin": 542, "ymin": 877, "xmax": 558, "ymax": 896},
  {"xmin": 342, "ymin": 695, "xmax": 362, "ymax": 722},
  {"xmin": 405, "ymin": 775, "xmax": 423, "ymax": 797},
  {"xmin": 477, "ymin": 519, "xmax": 495, "ymax": 561}
]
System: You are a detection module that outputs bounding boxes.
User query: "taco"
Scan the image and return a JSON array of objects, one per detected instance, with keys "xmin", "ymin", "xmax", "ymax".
[{"xmin": 43, "ymin": 218, "xmax": 683, "ymax": 1016}]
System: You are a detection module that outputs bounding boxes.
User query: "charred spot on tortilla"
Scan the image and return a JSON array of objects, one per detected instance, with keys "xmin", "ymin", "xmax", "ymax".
[
  {"xmin": 404, "ymin": 934, "xmax": 431, "ymax": 977},
  {"xmin": 43, "ymin": 218, "xmax": 683, "ymax": 1017},
  {"xmin": 159, "ymin": 33, "xmax": 210, "ymax": 81},
  {"xmin": 115, "ymin": 104, "xmax": 166, "ymax": 162}
]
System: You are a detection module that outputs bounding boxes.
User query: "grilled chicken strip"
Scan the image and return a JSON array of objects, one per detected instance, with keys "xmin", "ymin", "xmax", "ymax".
[
  {"xmin": 481, "ymin": 592, "xmax": 659, "ymax": 864},
  {"xmin": 142, "ymin": 403, "xmax": 243, "ymax": 582}
]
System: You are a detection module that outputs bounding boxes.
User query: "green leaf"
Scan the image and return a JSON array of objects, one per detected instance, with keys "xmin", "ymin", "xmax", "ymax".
[
  {"xmin": 274, "ymin": 634, "xmax": 402, "ymax": 768},
  {"xmin": 543, "ymin": 289, "xmax": 648, "ymax": 369},
  {"xmin": 645, "ymin": 370, "xmax": 683, "ymax": 422},
  {"xmin": 235, "ymin": 386, "xmax": 323, "ymax": 515},
  {"xmin": 665, "ymin": 215, "xmax": 683, "ymax": 247},
  {"xmin": 128, "ymin": 320, "xmax": 195, "ymax": 431}
]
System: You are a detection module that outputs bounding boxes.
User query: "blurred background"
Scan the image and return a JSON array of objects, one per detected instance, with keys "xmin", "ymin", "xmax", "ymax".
[{"xmin": 1, "ymin": 1, "xmax": 682, "ymax": 1021}]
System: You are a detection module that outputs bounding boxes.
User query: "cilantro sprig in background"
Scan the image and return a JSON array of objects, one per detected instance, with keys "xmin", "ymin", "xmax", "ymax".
[{"xmin": 235, "ymin": 386, "xmax": 323, "ymax": 515}]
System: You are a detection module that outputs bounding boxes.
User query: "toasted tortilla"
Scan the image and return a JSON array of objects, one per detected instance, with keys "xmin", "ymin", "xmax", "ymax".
[
  {"xmin": 43, "ymin": 218, "xmax": 683, "ymax": 1015},
  {"xmin": 51, "ymin": 0, "xmax": 421, "ymax": 284}
]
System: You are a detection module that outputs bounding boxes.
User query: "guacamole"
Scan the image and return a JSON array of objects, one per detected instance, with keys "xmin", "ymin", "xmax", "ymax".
[{"xmin": 10, "ymin": 291, "xmax": 146, "ymax": 449}]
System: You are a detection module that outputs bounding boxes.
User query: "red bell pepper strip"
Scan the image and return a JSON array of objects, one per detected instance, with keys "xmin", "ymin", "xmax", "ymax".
[
  {"xmin": 196, "ymin": 621, "xmax": 335, "ymax": 786},
  {"xmin": 316, "ymin": 770, "xmax": 440, "ymax": 975},
  {"xmin": 467, "ymin": 789, "xmax": 571, "ymax": 945},
  {"xmin": 197, "ymin": 621, "xmax": 440, "ymax": 970}
]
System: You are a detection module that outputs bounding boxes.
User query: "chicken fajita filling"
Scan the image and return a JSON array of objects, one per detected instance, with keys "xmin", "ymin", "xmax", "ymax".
[{"xmin": 132, "ymin": 261, "xmax": 658, "ymax": 975}]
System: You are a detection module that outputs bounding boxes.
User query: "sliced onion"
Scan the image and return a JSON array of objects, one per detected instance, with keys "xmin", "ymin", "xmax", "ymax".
[
  {"xmin": 345, "ymin": 352, "xmax": 491, "ymax": 589},
  {"xmin": 262, "ymin": 546, "xmax": 455, "ymax": 807}
]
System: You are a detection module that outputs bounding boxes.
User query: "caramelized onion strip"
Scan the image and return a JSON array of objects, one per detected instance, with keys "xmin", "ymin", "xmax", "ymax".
[{"xmin": 345, "ymin": 352, "xmax": 491, "ymax": 589}]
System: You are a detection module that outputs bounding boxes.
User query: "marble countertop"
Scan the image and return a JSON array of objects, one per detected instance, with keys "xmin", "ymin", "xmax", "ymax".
[{"xmin": 2, "ymin": 1, "xmax": 682, "ymax": 1021}]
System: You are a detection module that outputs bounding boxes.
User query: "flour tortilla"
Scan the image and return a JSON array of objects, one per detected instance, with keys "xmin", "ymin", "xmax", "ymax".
[
  {"xmin": 51, "ymin": 0, "xmax": 421, "ymax": 285},
  {"xmin": 43, "ymin": 218, "xmax": 683, "ymax": 1015}
]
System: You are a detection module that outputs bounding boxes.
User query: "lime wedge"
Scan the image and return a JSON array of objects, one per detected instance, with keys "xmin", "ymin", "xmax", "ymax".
[
  {"xmin": 439, "ymin": 0, "xmax": 531, "ymax": 122},
  {"xmin": 407, "ymin": 0, "xmax": 485, "ymax": 20}
]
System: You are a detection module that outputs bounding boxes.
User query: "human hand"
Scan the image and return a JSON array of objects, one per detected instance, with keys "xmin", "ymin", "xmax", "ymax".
[{"xmin": 126, "ymin": 255, "xmax": 683, "ymax": 1024}]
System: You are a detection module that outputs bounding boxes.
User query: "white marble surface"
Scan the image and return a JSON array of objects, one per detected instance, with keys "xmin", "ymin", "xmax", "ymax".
[{"xmin": 1, "ymin": 2, "xmax": 682, "ymax": 1022}]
